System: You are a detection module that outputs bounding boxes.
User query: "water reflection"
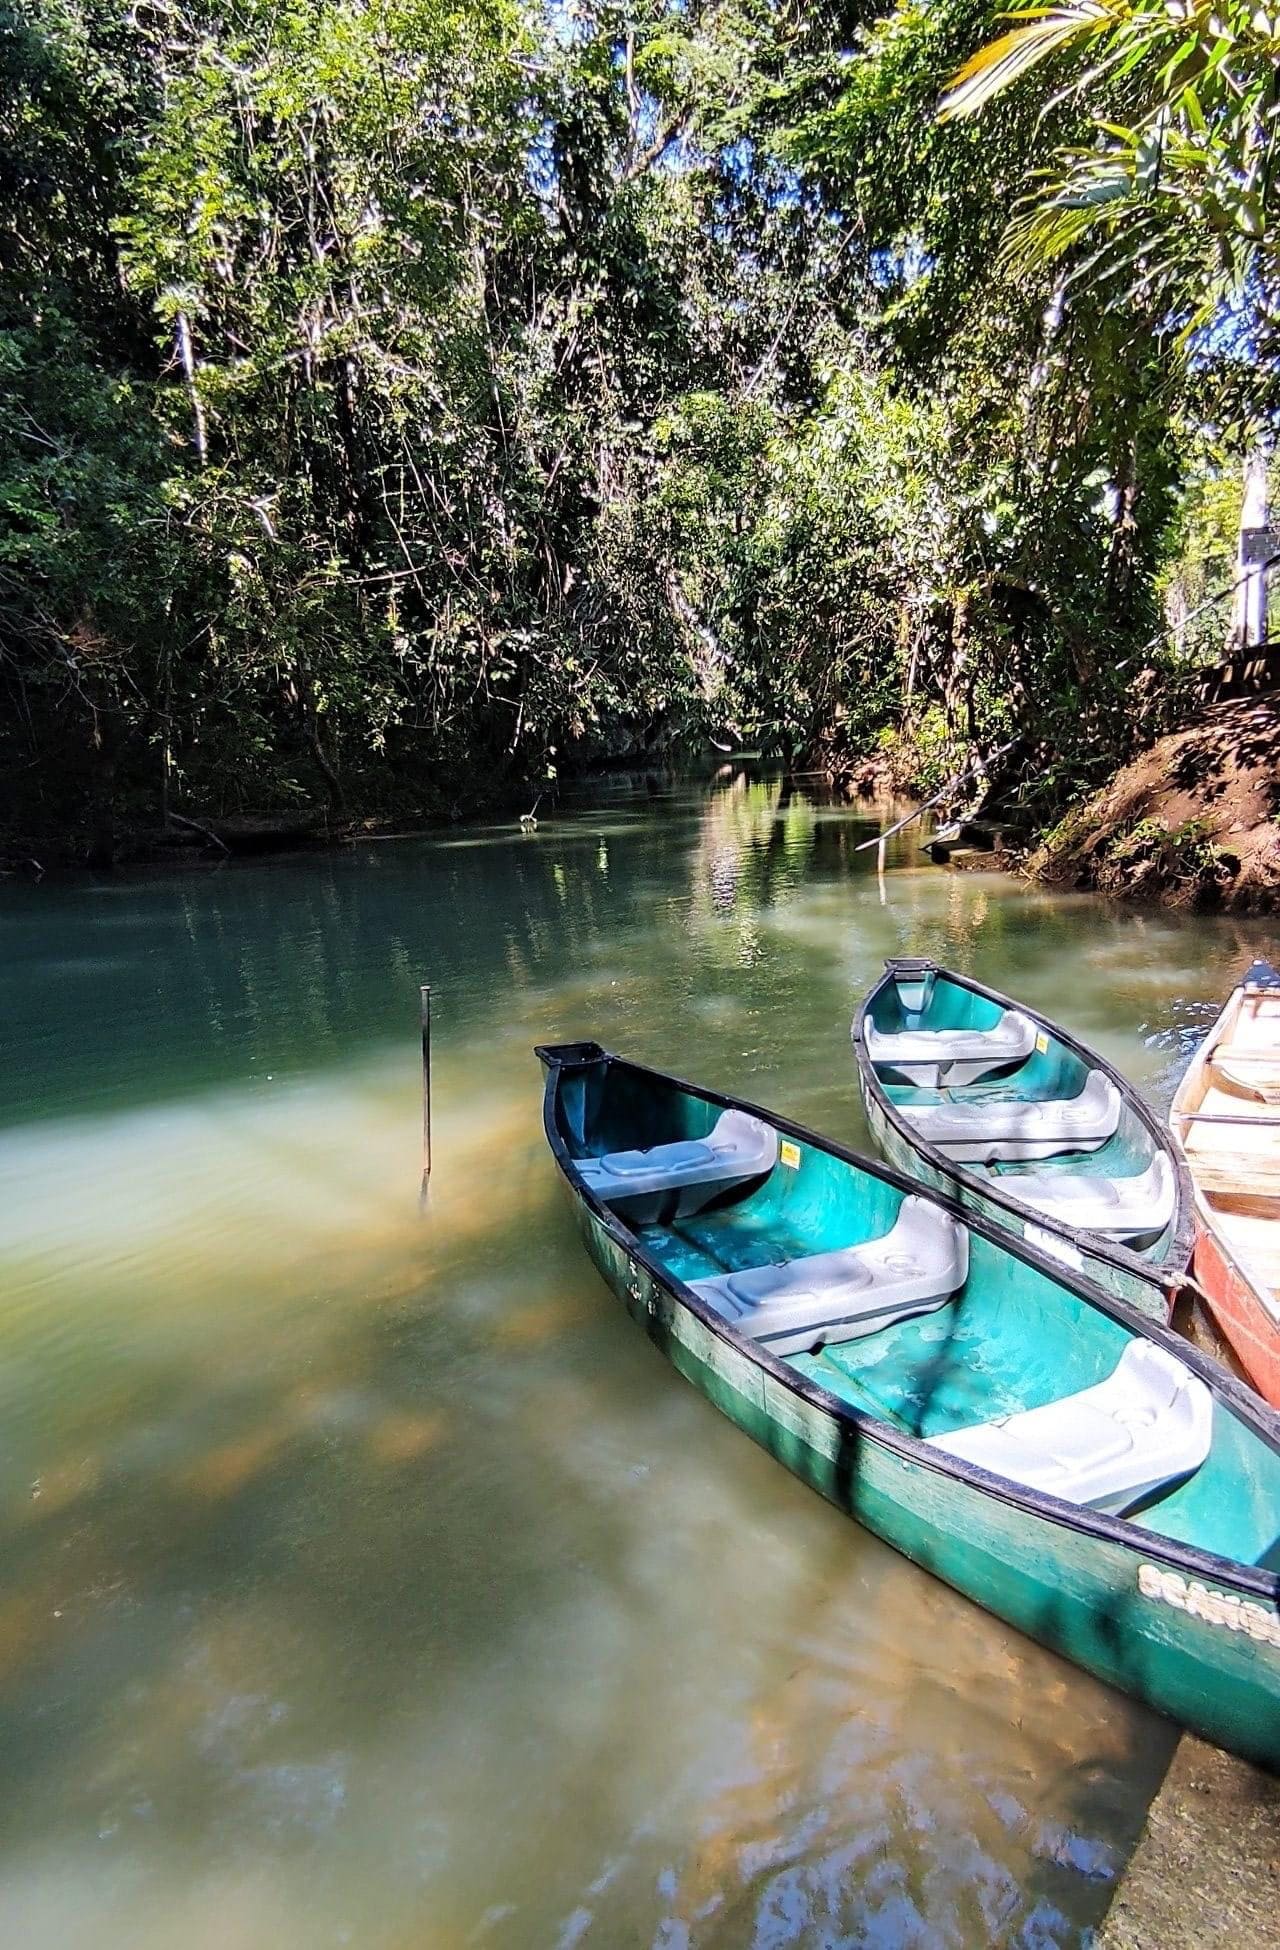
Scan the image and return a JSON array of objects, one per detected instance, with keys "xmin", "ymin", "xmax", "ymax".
[{"xmin": 1, "ymin": 769, "xmax": 1268, "ymax": 1947}]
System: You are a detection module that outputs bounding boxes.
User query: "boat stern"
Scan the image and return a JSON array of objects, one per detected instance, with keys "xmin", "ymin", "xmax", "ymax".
[{"xmin": 534, "ymin": 1039, "xmax": 607, "ymax": 1074}]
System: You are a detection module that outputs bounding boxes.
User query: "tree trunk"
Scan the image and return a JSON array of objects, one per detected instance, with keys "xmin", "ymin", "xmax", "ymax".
[
  {"xmin": 293, "ymin": 657, "xmax": 346, "ymax": 814},
  {"xmin": 1105, "ymin": 434, "xmax": 1140, "ymax": 615},
  {"xmin": 85, "ymin": 707, "xmax": 118, "ymax": 869},
  {"xmin": 1233, "ymin": 447, "xmax": 1270, "ymax": 649}
]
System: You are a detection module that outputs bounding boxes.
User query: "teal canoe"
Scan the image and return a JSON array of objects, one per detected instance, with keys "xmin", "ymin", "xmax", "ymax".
[
  {"xmin": 853, "ymin": 958, "xmax": 1195, "ymax": 1321},
  {"xmin": 537, "ymin": 1041, "xmax": 1280, "ymax": 1771}
]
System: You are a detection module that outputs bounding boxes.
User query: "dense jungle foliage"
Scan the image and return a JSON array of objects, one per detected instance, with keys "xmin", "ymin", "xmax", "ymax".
[{"xmin": 2, "ymin": 0, "xmax": 1276, "ymax": 860}]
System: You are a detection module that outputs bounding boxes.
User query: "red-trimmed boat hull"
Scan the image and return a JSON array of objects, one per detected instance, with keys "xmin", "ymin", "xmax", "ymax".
[
  {"xmin": 1194, "ymin": 1224, "xmax": 1280, "ymax": 1410},
  {"xmin": 1171, "ymin": 961, "xmax": 1280, "ymax": 1411}
]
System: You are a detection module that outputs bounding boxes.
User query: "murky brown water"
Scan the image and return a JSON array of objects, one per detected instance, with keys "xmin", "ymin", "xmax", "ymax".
[{"xmin": 1, "ymin": 771, "xmax": 1271, "ymax": 1948}]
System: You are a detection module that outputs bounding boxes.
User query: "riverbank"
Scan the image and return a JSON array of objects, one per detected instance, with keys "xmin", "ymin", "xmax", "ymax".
[
  {"xmin": 0, "ymin": 784, "xmax": 543, "ymax": 876},
  {"xmin": 1026, "ymin": 693, "xmax": 1280, "ymax": 912},
  {"xmin": 0, "ymin": 758, "xmax": 682, "ymax": 878},
  {"xmin": 1099, "ymin": 1735, "xmax": 1279, "ymax": 1947}
]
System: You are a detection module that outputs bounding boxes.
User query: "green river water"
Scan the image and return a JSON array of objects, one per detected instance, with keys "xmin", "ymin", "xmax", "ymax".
[{"xmin": 1, "ymin": 770, "xmax": 1273, "ymax": 1949}]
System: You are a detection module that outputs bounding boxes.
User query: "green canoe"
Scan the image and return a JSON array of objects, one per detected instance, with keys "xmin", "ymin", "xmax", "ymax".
[
  {"xmin": 537, "ymin": 1040, "xmax": 1280, "ymax": 1772},
  {"xmin": 853, "ymin": 958, "xmax": 1196, "ymax": 1320}
]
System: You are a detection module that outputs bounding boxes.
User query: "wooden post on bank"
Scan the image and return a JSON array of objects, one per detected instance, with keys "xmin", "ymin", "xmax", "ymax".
[{"xmin": 1235, "ymin": 447, "xmax": 1271, "ymax": 649}]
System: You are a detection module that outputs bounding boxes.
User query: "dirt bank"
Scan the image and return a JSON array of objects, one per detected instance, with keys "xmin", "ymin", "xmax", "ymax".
[
  {"xmin": 1027, "ymin": 694, "xmax": 1280, "ymax": 910},
  {"xmin": 1098, "ymin": 1735, "xmax": 1279, "ymax": 1947}
]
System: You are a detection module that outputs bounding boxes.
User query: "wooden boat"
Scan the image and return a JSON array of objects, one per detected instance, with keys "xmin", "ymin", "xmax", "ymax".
[
  {"xmin": 852, "ymin": 959, "xmax": 1195, "ymax": 1320},
  {"xmin": 537, "ymin": 1041, "xmax": 1280, "ymax": 1770},
  {"xmin": 1171, "ymin": 961, "xmax": 1280, "ymax": 1408}
]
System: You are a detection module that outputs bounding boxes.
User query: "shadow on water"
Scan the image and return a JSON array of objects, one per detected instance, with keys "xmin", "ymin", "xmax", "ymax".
[{"xmin": 0, "ymin": 769, "xmax": 1253, "ymax": 1946}]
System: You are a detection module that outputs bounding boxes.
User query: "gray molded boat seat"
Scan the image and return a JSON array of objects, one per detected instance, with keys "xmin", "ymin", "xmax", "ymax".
[
  {"xmin": 902, "ymin": 1068, "xmax": 1122, "ymax": 1162},
  {"xmin": 926, "ymin": 1340, "xmax": 1212, "ymax": 1515},
  {"xmin": 689, "ymin": 1196, "xmax": 968, "ymax": 1357},
  {"xmin": 1000, "ymin": 1152, "xmax": 1175, "ymax": 1240},
  {"xmin": 865, "ymin": 1009, "xmax": 1037, "ymax": 1088},
  {"xmin": 577, "ymin": 1109, "xmax": 777, "ymax": 1202}
]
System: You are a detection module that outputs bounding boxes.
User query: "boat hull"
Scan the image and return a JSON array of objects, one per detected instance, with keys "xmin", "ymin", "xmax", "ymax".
[
  {"xmin": 567, "ymin": 1186, "xmax": 1280, "ymax": 1773},
  {"xmin": 1195, "ymin": 1225, "xmax": 1280, "ymax": 1410},
  {"xmin": 1171, "ymin": 963, "xmax": 1280, "ymax": 1409}
]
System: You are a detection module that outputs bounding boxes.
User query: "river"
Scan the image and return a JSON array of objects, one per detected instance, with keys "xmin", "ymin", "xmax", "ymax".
[{"xmin": 1, "ymin": 770, "xmax": 1273, "ymax": 1948}]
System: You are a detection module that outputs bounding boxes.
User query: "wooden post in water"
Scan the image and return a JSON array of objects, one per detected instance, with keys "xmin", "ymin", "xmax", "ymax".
[{"xmin": 420, "ymin": 983, "xmax": 433, "ymax": 1196}]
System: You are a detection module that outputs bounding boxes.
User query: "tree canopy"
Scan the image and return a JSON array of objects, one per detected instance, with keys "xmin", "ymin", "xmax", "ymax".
[
  {"xmin": 942, "ymin": 0, "xmax": 1280, "ymax": 430},
  {"xmin": 0, "ymin": 0, "xmax": 1271, "ymax": 860}
]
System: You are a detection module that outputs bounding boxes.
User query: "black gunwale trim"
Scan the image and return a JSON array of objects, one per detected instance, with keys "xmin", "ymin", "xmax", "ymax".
[
  {"xmin": 851, "ymin": 961, "xmax": 1198, "ymax": 1295},
  {"xmin": 536, "ymin": 1040, "xmax": 1280, "ymax": 1605}
]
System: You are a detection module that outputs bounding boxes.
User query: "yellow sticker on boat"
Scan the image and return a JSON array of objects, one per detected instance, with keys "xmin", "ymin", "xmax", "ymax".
[
  {"xmin": 780, "ymin": 1140, "xmax": 801, "ymax": 1170},
  {"xmin": 1035, "ymin": 1031, "xmax": 1049, "ymax": 1054}
]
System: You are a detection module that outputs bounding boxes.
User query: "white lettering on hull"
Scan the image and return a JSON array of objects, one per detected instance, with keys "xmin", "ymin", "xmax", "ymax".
[{"xmin": 1138, "ymin": 1562, "xmax": 1280, "ymax": 1648}]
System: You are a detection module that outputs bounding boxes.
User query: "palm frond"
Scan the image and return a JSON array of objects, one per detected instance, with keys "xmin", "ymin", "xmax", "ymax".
[{"xmin": 939, "ymin": 6, "xmax": 1113, "ymax": 120}]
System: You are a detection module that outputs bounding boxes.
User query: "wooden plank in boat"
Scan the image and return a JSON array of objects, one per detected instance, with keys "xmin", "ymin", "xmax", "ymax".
[
  {"xmin": 1210, "ymin": 1052, "xmax": 1280, "ymax": 1096},
  {"xmin": 1188, "ymin": 1151, "xmax": 1280, "ymax": 1200},
  {"xmin": 1173, "ymin": 1110, "xmax": 1280, "ymax": 1126}
]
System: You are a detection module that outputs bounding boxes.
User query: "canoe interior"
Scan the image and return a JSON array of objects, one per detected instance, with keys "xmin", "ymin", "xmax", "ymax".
[
  {"xmin": 553, "ymin": 1053, "xmax": 1280, "ymax": 1576},
  {"xmin": 867, "ymin": 969, "xmax": 1180, "ymax": 1261}
]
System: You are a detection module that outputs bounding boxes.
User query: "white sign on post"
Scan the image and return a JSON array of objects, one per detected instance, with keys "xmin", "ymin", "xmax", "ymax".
[{"xmin": 1239, "ymin": 526, "xmax": 1280, "ymax": 567}]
